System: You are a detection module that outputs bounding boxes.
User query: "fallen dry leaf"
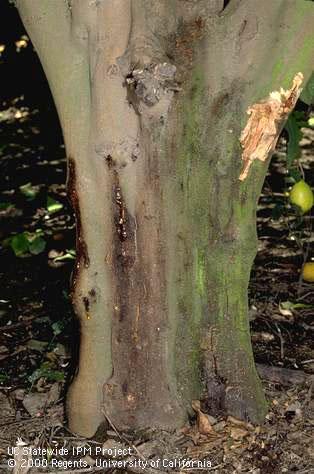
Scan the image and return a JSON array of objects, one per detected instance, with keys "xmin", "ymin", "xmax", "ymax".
[
  {"xmin": 198, "ymin": 411, "xmax": 215, "ymax": 435},
  {"xmin": 192, "ymin": 399, "xmax": 216, "ymax": 435},
  {"xmin": 230, "ymin": 427, "xmax": 250, "ymax": 441}
]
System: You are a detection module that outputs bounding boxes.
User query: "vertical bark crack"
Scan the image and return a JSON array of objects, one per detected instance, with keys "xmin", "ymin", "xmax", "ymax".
[
  {"xmin": 111, "ymin": 171, "xmax": 137, "ymax": 322},
  {"xmin": 67, "ymin": 158, "xmax": 90, "ymax": 299}
]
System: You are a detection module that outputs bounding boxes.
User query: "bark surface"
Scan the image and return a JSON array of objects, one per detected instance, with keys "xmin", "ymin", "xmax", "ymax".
[{"xmin": 16, "ymin": 0, "xmax": 314, "ymax": 436}]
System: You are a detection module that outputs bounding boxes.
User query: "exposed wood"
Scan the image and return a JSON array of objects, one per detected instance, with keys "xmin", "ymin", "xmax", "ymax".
[{"xmin": 239, "ymin": 73, "xmax": 304, "ymax": 181}]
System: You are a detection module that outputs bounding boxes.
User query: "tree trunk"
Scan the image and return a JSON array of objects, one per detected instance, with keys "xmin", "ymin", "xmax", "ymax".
[{"xmin": 16, "ymin": 0, "xmax": 314, "ymax": 437}]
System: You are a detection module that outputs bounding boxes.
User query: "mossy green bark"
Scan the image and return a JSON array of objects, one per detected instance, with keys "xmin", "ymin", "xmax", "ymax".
[
  {"xmin": 162, "ymin": 67, "xmax": 211, "ymax": 404},
  {"xmin": 162, "ymin": 9, "xmax": 314, "ymax": 417},
  {"xmin": 161, "ymin": 58, "xmax": 268, "ymax": 421}
]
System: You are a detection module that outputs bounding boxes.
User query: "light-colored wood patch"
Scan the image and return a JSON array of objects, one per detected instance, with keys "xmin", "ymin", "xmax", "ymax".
[{"xmin": 239, "ymin": 72, "xmax": 304, "ymax": 181}]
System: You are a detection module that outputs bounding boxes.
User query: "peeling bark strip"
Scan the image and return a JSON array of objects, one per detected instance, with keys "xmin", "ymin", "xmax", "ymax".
[
  {"xmin": 67, "ymin": 158, "xmax": 90, "ymax": 289},
  {"xmin": 239, "ymin": 72, "xmax": 304, "ymax": 181}
]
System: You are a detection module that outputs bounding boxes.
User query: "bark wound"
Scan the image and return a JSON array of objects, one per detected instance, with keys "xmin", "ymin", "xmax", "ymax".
[
  {"xmin": 112, "ymin": 171, "xmax": 137, "ymax": 320},
  {"xmin": 82, "ymin": 289, "xmax": 97, "ymax": 320},
  {"xmin": 103, "ymin": 151, "xmax": 183, "ymax": 429},
  {"xmin": 67, "ymin": 158, "xmax": 90, "ymax": 291},
  {"xmin": 239, "ymin": 72, "xmax": 303, "ymax": 181},
  {"xmin": 114, "ymin": 174, "xmax": 128, "ymax": 243},
  {"xmin": 125, "ymin": 62, "xmax": 178, "ymax": 114}
]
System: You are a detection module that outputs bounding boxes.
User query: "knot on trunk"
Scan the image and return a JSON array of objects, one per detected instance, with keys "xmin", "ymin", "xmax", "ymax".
[{"xmin": 125, "ymin": 62, "xmax": 179, "ymax": 108}]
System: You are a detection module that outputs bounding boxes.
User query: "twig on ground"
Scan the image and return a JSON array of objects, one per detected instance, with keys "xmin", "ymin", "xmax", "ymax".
[
  {"xmin": 0, "ymin": 417, "xmax": 41, "ymax": 428},
  {"xmin": 297, "ymin": 291, "xmax": 314, "ymax": 301}
]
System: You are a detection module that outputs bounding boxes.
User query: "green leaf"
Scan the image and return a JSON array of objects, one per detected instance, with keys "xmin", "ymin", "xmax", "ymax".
[
  {"xmin": 281, "ymin": 301, "xmax": 312, "ymax": 310},
  {"xmin": 285, "ymin": 114, "xmax": 302, "ymax": 168},
  {"xmin": 47, "ymin": 196, "xmax": 63, "ymax": 214},
  {"xmin": 0, "ymin": 202, "xmax": 13, "ymax": 210},
  {"xmin": 28, "ymin": 361, "xmax": 64, "ymax": 383},
  {"xmin": 46, "ymin": 370, "xmax": 64, "ymax": 382},
  {"xmin": 10, "ymin": 233, "xmax": 29, "ymax": 257},
  {"xmin": 53, "ymin": 249, "xmax": 76, "ymax": 262},
  {"xmin": 0, "ymin": 372, "xmax": 9, "ymax": 383},
  {"xmin": 19, "ymin": 182, "xmax": 40, "ymax": 200},
  {"xmin": 52, "ymin": 320, "xmax": 65, "ymax": 336},
  {"xmin": 9, "ymin": 230, "xmax": 46, "ymax": 257},
  {"xmin": 29, "ymin": 236, "xmax": 46, "ymax": 255}
]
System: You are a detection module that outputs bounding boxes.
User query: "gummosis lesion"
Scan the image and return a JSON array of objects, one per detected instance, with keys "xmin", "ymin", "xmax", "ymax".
[
  {"xmin": 239, "ymin": 72, "xmax": 304, "ymax": 181},
  {"xmin": 114, "ymin": 181, "xmax": 128, "ymax": 242},
  {"xmin": 66, "ymin": 158, "xmax": 90, "ymax": 298}
]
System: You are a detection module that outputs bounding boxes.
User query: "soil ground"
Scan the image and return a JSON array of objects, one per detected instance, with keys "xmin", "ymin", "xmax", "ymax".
[{"xmin": 0, "ymin": 3, "xmax": 313, "ymax": 473}]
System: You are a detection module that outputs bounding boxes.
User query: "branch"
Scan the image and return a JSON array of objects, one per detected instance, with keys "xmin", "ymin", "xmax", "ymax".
[
  {"xmin": 214, "ymin": 0, "xmax": 314, "ymax": 184},
  {"xmin": 221, "ymin": 0, "xmax": 314, "ymax": 88},
  {"xmin": 15, "ymin": 0, "xmax": 72, "ymax": 66},
  {"xmin": 15, "ymin": 0, "xmax": 90, "ymax": 153}
]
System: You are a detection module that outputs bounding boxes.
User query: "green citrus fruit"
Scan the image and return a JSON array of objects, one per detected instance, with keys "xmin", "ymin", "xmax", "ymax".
[
  {"xmin": 302, "ymin": 262, "xmax": 314, "ymax": 282},
  {"xmin": 289, "ymin": 180, "xmax": 314, "ymax": 214}
]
